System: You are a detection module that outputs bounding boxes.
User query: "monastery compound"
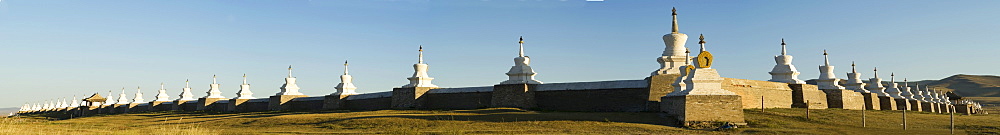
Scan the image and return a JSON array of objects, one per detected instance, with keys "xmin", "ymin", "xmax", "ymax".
[{"xmin": 15, "ymin": 8, "xmax": 987, "ymax": 127}]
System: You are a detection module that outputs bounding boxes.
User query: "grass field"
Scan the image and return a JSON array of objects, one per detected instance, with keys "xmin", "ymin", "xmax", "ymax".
[{"xmin": 4, "ymin": 108, "xmax": 998, "ymax": 135}]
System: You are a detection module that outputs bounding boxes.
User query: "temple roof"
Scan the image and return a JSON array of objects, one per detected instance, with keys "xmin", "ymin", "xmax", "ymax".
[{"xmin": 83, "ymin": 93, "xmax": 107, "ymax": 102}]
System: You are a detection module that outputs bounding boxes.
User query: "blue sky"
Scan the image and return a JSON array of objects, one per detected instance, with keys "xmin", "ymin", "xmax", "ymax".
[{"xmin": 1, "ymin": 0, "xmax": 998, "ymax": 108}]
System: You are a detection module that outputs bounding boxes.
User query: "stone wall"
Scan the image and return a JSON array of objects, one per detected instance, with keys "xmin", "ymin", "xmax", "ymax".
[
  {"xmin": 789, "ymin": 84, "xmax": 828, "ymax": 109},
  {"xmin": 722, "ymin": 78, "xmax": 793, "ymax": 109}
]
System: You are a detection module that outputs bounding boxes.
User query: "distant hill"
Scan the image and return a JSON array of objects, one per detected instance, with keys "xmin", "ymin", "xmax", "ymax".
[
  {"xmin": 806, "ymin": 74, "xmax": 999, "ymax": 98},
  {"xmin": 0, "ymin": 107, "xmax": 18, "ymax": 116},
  {"xmin": 920, "ymin": 74, "xmax": 1000, "ymax": 97}
]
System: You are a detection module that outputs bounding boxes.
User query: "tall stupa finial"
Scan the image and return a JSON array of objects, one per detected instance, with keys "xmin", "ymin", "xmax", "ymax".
[
  {"xmin": 518, "ymin": 36, "xmax": 525, "ymax": 57},
  {"xmin": 684, "ymin": 48, "xmax": 690, "ymax": 65},
  {"xmin": 213, "ymin": 74, "xmax": 217, "ymax": 84},
  {"xmin": 780, "ymin": 38, "xmax": 787, "ymax": 55},
  {"xmin": 671, "ymin": 7, "xmax": 679, "ymax": 34},
  {"xmin": 851, "ymin": 61, "xmax": 857, "ymax": 73},
  {"xmin": 288, "ymin": 65, "xmax": 293, "ymax": 78},
  {"xmin": 823, "ymin": 50, "xmax": 829, "ymax": 66},
  {"xmin": 873, "ymin": 67, "xmax": 878, "ymax": 78},
  {"xmin": 160, "ymin": 82, "xmax": 164, "ymax": 90},
  {"xmin": 418, "ymin": 45, "xmax": 425, "ymax": 64},
  {"xmin": 344, "ymin": 60, "xmax": 350, "ymax": 75},
  {"xmin": 904, "ymin": 78, "xmax": 908, "ymax": 87},
  {"xmin": 185, "ymin": 79, "xmax": 190, "ymax": 88},
  {"xmin": 243, "ymin": 74, "xmax": 247, "ymax": 84},
  {"xmin": 698, "ymin": 34, "xmax": 706, "ymax": 52},
  {"xmin": 890, "ymin": 72, "xmax": 895, "ymax": 83}
]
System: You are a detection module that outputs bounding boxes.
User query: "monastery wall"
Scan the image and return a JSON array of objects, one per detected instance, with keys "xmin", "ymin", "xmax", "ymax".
[{"xmin": 721, "ymin": 78, "xmax": 794, "ymax": 109}]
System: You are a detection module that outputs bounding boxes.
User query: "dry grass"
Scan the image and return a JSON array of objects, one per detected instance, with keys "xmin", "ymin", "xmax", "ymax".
[{"xmin": 5, "ymin": 108, "xmax": 999, "ymax": 134}]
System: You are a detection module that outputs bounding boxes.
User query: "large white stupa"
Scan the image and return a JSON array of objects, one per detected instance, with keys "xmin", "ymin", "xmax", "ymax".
[
  {"xmin": 236, "ymin": 74, "xmax": 255, "ymax": 99},
  {"xmin": 132, "ymin": 86, "xmax": 144, "ymax": 103},
  {"xmin": 866, "ymin": 68, "xmax": 888, "ymax": 96},
  {"xmin": 652, "ymin": 8, "xmax": 690, "ymax": 75},
  {"xmin": 767, "ymin": 39, "xmax": 806, "ymax": 84},
  {"xmin": 334, "ymin": 60, "xmax": 358, "ymax": 95},
  {"xmin": 277, "ymin": 66, "xmax": 305, "ymax": 95},
  {"xmin": 884, "ymin": 73, "xmax": 904, "ymax": 98},
  {"xmin": 155, "ymin": 83, "xmax": 171, "ymax": 101},
  {"xmin": 205, "ymin": 75, "xmax": 226, "ymax": 98},
  {"xmin": 816, "ymin": 50, "xmax": 845, "ymax": 90},
  {"xmin": 844, "ymin": 62, "xmax": 869, "ymax": 93},
  {"xmin": 501, "ymin": 37, "xmax": 543, "ymax": 84},
  {"xmin": 177, "ymin": 79, "xmax": 196, "ymax": 101},
  {"xmin": 402, "ymin": 46, "xmax": 440, "ymax": 88}
]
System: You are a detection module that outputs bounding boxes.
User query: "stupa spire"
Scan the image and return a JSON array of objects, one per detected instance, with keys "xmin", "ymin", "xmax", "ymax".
[
  {"xmin": 419, "ymin": 45, "xmax": 425, "ymax": 64},
  {"xmin": 288, "ymin": 65, "xmax": 293, "ymax": 78},
  {"xmin": 213, "ymin": 74, "xmax": 217, "ymax": 84},
  {"xmin": 243, "ymin": 74, "xmax": 247, "ymax": 84},
  {"xmin": 519, "ymin": 37, "xmax": 525, "ymax": 57},
  {"xmin": 890, "ymin": 72, "xmax": 895, "ymax": 83},
  {"xmin": 343, "ymin": 60, "xmax": 350, "ymax": 75},
  {"xmin": 671, "ymin": 7, "xmax": 679, "ymax": 34},
  {"xmin": 698, "ymin": 34, "xmax": 706, "ymax": 52},
  {"xmin": 851, "ymin": 61, "xmax": 857, "ymax": 73},
  {"xmin": 780, "ymin": 38, "xmax": 787, "ymax": 55},
  {"xmin": 684, "ymin": 48, "xmax": 690, "ymax": 65},
  {"xmin": 823, "ymin": 50, "xmax": 829, "ymax": 66}
]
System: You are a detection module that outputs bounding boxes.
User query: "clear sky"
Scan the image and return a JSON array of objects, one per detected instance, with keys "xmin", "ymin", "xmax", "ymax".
[{"xmin": 1, "ymin": 0, "xmax": 998, "ymax": 108}]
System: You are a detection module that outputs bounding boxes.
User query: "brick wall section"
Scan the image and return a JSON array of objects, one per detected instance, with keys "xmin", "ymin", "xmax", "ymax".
[
  {"xmin": 662, "ymin": 95, "xmax": 745, "ymax": 127},
  {"xmin": 491, "ymin": 84, "xmax": 537, "ymax": 108},
  {"xmin": 878, "ymin": 96, "xmax": 897, "ymax": 110},
  {"xmin": 822, "ymin": 89, "xmax": 865, "ymax": 110},
  {"xmin": 789, "ymin": 84, "xmax": 829, "ymax": 109},
  {"xmin": 535, "ymin": 88, "xmax": 648, "ymax": 112},
  {"xmin": 345, "ymin": 97, "xmax": 392, "ymax": 110},
  {"xmin": 420, "ymin": 92, "xmax": 491, "ymax": 109},
  {"xmin": 647, "ymin": 74, "xmax": 680, "ymax": 110},
  {"xmin": 861, "ymin": 93, "xmax": 881, "ymax": 110},
  {"xmin": 721, "ymin": 78, "xmax": 793, "ymax": 109}
]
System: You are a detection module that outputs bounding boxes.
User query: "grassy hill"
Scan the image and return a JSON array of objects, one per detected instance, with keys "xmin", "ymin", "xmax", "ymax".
[
  {"xmin": 806, "ymin": 74, "xmax": 1000, "ymax": 97},
  {"xmin": 5, "ymin": 108, "xmax": 998, "ymax": 135},
  {"xmin": 920, "ymin": 74, "xmax": 1000, "ymax": 97}
]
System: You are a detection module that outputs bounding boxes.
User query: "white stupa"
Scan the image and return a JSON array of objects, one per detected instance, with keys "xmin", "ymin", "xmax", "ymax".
[
  {"xmin": 816, "ymin": 50, "xmax": 845, "ymax": 90},
  {"xmin": 767, "ymin": 39, "xmax": 806, "ymax": 84},
  {"xmin": 501, "ymin": 37, "xmax": 543, "ymax": 85},
  {"xmin": 920, "ymin": 86, "xmax": 934, "ymax": 102},
  {"xmin": 59, "ymin": 98, "xmax": 68, "ymax": 108},
  {"xmin": 652, "ymin": 7, "xmax": 690, "ymax": 75},
  {"xmin": 133, "ymin": 86, "xmax": 145, "ymax": 103},
  {"xmin": 929, "ymin": 90, "xmax": 942, "ymax": 103},
  {"xmin": 844, "ymin": 62, "xmax": 869, "ymax": 93},
  {"xmin": 117, "ymin": 87, "xmax": 130, "ymax": 104},
  {"xmin": 71, "ymin": 95, "xmax": 80, "ymax": 107},
  {"xmin": 205, "ymin": 75, "xmax": 226, "ymax": 98},
  {"xmin": 912, "ymin": 84, "xmax": 926, "ymax": 101},
  {"xmin": 334, "ymin": 60, "xmax": 358, "ymax": 95},
  {"xmin": 884, "ymin": 73, "xmax": 904, "ymax": 98},
  {"xmin": 866, "ymin": 68, "xmax": 888, "ymax": 96},
  {"xmin": 402, "ymin": 46, "xmax": 440, "ymax": 87},
  {"xmin": 277, "ymin": 66, "xmax": 305, "ymax": 95},
  {"xmin": 899, "ymin": 78, "xmax": 914, "ymax": 99},
  {"xmin": 155, "ymin": 83, "xmax": 171, "ymax": 101},
  {"xmin": 236, "ymin": 74, "xmax": 255, "ymax": 99},
  {"xmin": 104, "ymin": 90, "xmax": 116, "ymax": 105},
  {"xmin": 178, "ymin": 79, "xmax": 196, "ymax": 101},
  {"xmin": 668, "ymin": 35, "xmax": 731, "ymax": 96},
  {"xmin": 668, "ymin": 48, "xmax": 693, "ymax": 96}
]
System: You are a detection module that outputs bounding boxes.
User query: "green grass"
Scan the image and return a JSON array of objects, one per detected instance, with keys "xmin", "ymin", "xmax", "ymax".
[{"xmin": 5, "ymin": 108, "xmax": 998, "ymax": 134}]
